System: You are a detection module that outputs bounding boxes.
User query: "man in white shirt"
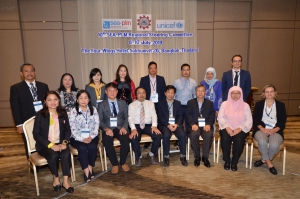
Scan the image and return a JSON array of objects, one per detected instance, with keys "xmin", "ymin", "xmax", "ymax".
[{"xmin": 129, "ymin": 87, "xmax": 162, "ymax": 166}]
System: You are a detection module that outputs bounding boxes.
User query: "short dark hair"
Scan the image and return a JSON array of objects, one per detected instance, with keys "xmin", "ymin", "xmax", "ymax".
[
  {"xmin": 20, "ymin": 63, "xmax": 35, "ymax": 72},
  {"xmin": 181, "ymin": 63, "xmax": 190, "ymax": 70},
  {"xmin": 57, "ymin": 73, "xmax": 78, "ymax": 92},
  {"xmin": 231, "ymin": 55, "xmax": 242, "ymax": 62},
  {"xmin": 135, "ymin": 86, "xmax": 146, "ymax": 96},
  {"xmin": 148, "ymin": 61, "xmax": 157, "ymax": 69},
  {"xmin": 74, "ymin": 90, "xmax": 94, "ymax": 115},
  {"xmin": 165, "ymin": 85, "xmax": 176, "ymax": 93},
  {"xmin": 89, "ymin": 68, "xmax": 105, "ymax": 84},
  {"xmin": 105, "ymin": 82, "xmax": 118, "ymax": 90},
  {"xmin": 195, "ymin": 84, "xmax": 206, "ymax": 91}
]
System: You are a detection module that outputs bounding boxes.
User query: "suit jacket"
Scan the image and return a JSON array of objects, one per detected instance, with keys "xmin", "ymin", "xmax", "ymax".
[
  {"xmin": 33, "ymin": 111, "xmax": 71, "ymax": 151},
  {"xmin": 85, "ymin": 84, "xmax": 107, "ymax": 108},
  {"xmin": 139, "ymin": 75, "xmax": 166, "ymax": 101},
  {"xmin": 222, "ymin": 69, "xmax": 251, "ymax": 102},
  {"xmin": 98, "ymin": 99, "xmax": 128, "ymax": 130},
  {"xmin": 10, "ymin": 80, "xmax": 49, "ymax": 126},
  {"xmin": 186, "ymin": 98, "xmax": 215, "ymax": 130},
  {"xmin": 157, "ymin": 99, "xmax": 183, "ymax": 128},
  {"xmin": 252, "ymin": 100, "xmax": 286, "ymax": 139}
]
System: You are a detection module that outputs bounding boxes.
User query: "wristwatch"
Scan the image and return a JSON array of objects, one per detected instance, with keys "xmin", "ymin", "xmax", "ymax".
[{"xmin": 63, "ymin": 140, "xmax": 69, "ymax": 145}]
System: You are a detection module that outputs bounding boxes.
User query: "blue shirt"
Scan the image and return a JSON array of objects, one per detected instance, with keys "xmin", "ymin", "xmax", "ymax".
[
  {"xmin": 108, "ymin": 99, "xmax": 119, "ymax": 116},
  {"xmin": 173, "ymin": 77, "xmax": 197, "ymax": 105}
]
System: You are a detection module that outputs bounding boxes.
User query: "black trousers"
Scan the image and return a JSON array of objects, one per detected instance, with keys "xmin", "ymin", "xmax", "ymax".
[
  {"xmin": 70, "ymin": 136, "xmax": 98, "ymax": 170},
  {"xmin": 160, "ymin": 126, "xmax": 186, "ymax": 156},
  {"xmin": 219, "ymin": 129, "xmax": 249, "ymax": 164},
  {"xmin": 189, "ymin": 127, "xmax": 213, "ymax": 159},
  {"xmin": 38, "ymin": 146, "xmax": 70, "ymax": 177},
  {"xmin": 131, "ymin": 124, "xmax": 162, "ymax": 160},
  {"xmin": 102, "ymin": 128, "xmax": 129, "ymax": 166},
  {"xmin": 22, "ymin": 133, "xmax": 30, "ymax": 159}
]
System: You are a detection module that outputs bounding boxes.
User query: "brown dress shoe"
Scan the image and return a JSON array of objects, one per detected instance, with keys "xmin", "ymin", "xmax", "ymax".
[
  {"xmin": 111, "ymin": 165, "xmax": 119, "ymax": 174},
  {"xmin": 121, "ymin": 163, "xmax": 130, "ymax": 172}
]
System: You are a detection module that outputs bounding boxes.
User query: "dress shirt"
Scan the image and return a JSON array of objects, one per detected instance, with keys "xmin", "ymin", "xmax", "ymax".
[
  {"xmin": 69, "ymin": 106, "xmax": 99, "ymax": 142},
  {"xmin": 262, "ymin": 101, "xmax": 277, "ymax": 125},
  {"xmin": 173, "ymin": 77, "xmax": 197, "ymax": 105},
  {"xmin": 149, "ymin": 75, "xmax": 157, "ymax": 93},
  {"xmin": 167, "ymin": 100, "xmax": 174, "ymax": 117},
  {"xmin": 108, "ymin": 98, "xmax": 119, "ymax": 115},
  {"xmin": 128, "ymin": 99, "xmax": 157, "ymax": 130},
  {"xmin": 232, "ymin": 69, "xmax": 241, "ymax": 87},
  {"xmin": 197, "ymin": 99, "xmax": 204, "ymax": 117}
]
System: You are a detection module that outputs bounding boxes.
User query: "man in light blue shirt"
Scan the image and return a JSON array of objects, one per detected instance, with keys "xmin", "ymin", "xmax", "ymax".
[{"xmin": 173, "ymin": 63, "xmax": 197, "ymax": 133}]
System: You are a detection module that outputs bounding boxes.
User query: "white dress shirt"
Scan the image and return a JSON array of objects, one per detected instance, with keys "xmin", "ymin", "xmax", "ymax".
[{"xmin": 128, "ymin": 99, "xmax": 157, "ymax": 130}]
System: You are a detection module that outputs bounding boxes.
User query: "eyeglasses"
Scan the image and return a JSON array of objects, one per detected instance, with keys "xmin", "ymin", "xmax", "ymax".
[
  {"xmin": 231, "ymin": 92, "xmax": 241, "ymax": 95},
  {"xmin": 232, "ymin": 60, "xmax": 242, "ymax": 63}
]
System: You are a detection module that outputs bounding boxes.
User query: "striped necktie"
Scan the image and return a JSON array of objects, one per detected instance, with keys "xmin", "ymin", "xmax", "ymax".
[
  {"xmin": 30, "ymin": 83, "xmax": 38, "ymax": 101},
  {"xmin": 140, "ymin": 102, "xmax": 145, "ymax": 129}
]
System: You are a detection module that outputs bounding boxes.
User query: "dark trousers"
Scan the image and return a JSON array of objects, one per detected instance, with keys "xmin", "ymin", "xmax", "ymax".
[
  {"xmin": 219, "ymin": 129, "xmax": 249, "ymax": 164},
  {"xmin": 181, "ymin": 106, "xmax": 189, "ymax": 134},
  {"xmin": 22, "ymin": 133, "xmax": 30, "ymax": 159},
  {"xmin": 70, "ymin": 136, "xmax": 98, "ymax": 170},
  {"xmin": 160, "ymin": 126, "xmax": 186, "ymax": 156},
  {"xmin": 102, "ymin": 128, "xmax": 129, "ymax": 166},
  {"xmin": 131, "ymin": 124, "xmax": 162, "ymax": 160},
  {"xmin": 38, "ymin": 146, "xmax": 70, "ymax": 177},
  {"xmin": 189, "ymin": 127, "xmax": 213, "ymax": 159}
]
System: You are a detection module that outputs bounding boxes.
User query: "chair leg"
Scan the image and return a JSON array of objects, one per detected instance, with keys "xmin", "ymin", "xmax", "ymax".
[
  {"xmin": 158, "ymin": 146, "xmax": 161, "ymax": 162},
  {"xmin": 104, "ymin": 147, "xmax": 107, "ymax": 171},
  {"xmin": 187, "ymin": 138, "xmax": 190, "ymax": 160},
  {"xmin": 245, "ymin": 142, "xmax": 248, "ymax": 168},
  {"xmin": 98, "ymin": 146, "xmax": 104, "ymax": 171},
  {"xmin": 213, "ymin": 137, "xmax": 216, "ymax": 163},
  {"xmin": 217, "ymin": 137, "xmax": 220, "ymax": 163},
  {"xmin": 33, "ymin": 164, "xmax": 40, "ymax": 196},
  {"xmin": 28, "ymin": 162, "xmax": 31, "ymax": 180},
  {"xmin": 249, "ymin": 142, "xmax": 253, "ymax": 169},
  {"xmin": 70, "ymin": 153, "xmax": 75, "ymax": 182},
  {"xmin": 129, "ymin": 143, "xmax": 133, "ymax": 165},
  {"xmin": 283, "ymin": 146, "xmax": 286, "ymax": 175},
  {"xmin": 161, "ymin": 139, "xmax": 163, "ymax": 161}
]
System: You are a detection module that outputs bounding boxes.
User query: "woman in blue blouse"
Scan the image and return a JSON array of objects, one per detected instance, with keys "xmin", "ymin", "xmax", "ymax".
[
  {"xmin": 200, "ymin": 67, "xmax": 222, "ymax": 116},
  {"xmin": 69, "ymin": 90, "xmax": 99, "ymax": 182}
]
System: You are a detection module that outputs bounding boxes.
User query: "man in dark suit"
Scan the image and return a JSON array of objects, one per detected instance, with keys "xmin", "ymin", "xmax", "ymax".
[
  {"xmin": 186, "ymin": 85, "xmax": 215, "ymax": 168},
  {"xmin": 157, "ymin": 85, "xmax": 188, "ymax": 167},
  {"xmin": 139, "ymin": 61, "xmax": 166, "ymax": 149},
  {"xmin": 10, "ymin": 63, "xmax": 49, "ymax": 158},
  {"xmin": 222, "ymin": 55, "xmax": 251, "ymax": 102},
  {"xmin": 98, "ymin": 82, "xmax": 130, "ymax": 174}
]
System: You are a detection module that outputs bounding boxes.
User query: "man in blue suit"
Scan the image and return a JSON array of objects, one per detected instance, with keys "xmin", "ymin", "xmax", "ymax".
[
  {"xmin": 222, "ymin": 55, "xmax": 251, "ymax": 102},
  {"xmin": 157, "ymin": 85, "xmax": 188, "ymax": 167}
]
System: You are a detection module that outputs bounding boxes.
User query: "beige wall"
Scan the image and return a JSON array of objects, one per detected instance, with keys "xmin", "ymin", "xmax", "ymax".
[{"xmin": 0, "ymin": 0, "xmax": 299, "ymax": 127}]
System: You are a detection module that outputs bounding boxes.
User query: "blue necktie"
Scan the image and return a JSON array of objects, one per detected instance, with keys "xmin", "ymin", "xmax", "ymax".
[{"xmin": 111, "ymin": 102, "xmax": 118, "ymax": 116}]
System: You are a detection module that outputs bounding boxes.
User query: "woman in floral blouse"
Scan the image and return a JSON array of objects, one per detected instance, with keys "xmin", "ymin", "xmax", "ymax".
[
  {"xmin": 57, "ymin": 73, "xmax": 79, "ymax": 113},
  {"xmin": 69, "ymin": 90, "xmax": 99, "ymax": 183}
]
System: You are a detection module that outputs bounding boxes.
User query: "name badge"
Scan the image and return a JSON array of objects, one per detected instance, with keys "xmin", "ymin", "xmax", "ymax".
[
  {"xmin": 110, "ymin": 117, "xmax": 117, "ymax": 127},
  {"xmin": 33, "ymin": 101, "xmax": 43, "ymax": 112},
  {"xmin": 198, "ymin": 117, "xmax": 205, "ymax": 127},
  {"xmin": 151, "ymin": 93, "xmax": 158, "ymax": 103},
  {"xmin": 169, "ymin": 117, "xmax": 175, "ymax": 124},
  {"xmin": 81, "ymin": 128, "xmax": 90, "ymax": 138},
  {"xmin": 264, "ymin": 118, "xmax": 276, "ymax": 129},
  {"xmin": 96, "ymin": 100, "xmax": 103, "ymax": 104}
]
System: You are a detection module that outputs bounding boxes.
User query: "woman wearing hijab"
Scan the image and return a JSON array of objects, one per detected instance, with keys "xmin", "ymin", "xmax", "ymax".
[
  {"xmin": 200, "ymin": 67, "xmax": 222, "ymax": 116},
  {"xmin": 217, "ymin": 86, "xmax": 252, "ymax": 171},
  {"xmin": 252, "ymin": 84, "xmax": 286, "ymax": 175}
]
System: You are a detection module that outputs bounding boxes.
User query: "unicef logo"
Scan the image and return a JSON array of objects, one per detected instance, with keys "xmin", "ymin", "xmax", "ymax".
[{"xmin": 176, "ymin": 22, "xmax": 183, "ymax": 29}]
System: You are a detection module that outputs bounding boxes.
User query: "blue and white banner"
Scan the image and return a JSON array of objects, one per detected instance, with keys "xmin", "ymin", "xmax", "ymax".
[
  {"xmin": 155, "ymin": 20, "xmax": 185, "ymax": 31},
  {"xmin": 102, "ymin": 19, "xmax": 132, "ymax": 30}
]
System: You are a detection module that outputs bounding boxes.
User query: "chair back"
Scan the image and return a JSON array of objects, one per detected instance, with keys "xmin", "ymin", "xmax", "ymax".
[{"xmin": 23, "ymin": 116, "xmax": 36, "ymax": 154}]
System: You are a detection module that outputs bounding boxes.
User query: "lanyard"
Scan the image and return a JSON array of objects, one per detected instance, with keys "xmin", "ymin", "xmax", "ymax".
[
  {"xmin": 198, "ymin": 100, "xmax": 205, "ymax": 117},
  {"xmin": 168, "ymin": 102, "xmax": 173, "ymax": 115},
  {"xmin": 265, "ymin": 102, "xmax": 274, "ymax": 119},
  {"xmin": 150, "ymin": 79, "xmax": 156, "ymax": 92},
  {"xmin": 81, "ymin": 111, "xmax": 88, "ymax": 124}
]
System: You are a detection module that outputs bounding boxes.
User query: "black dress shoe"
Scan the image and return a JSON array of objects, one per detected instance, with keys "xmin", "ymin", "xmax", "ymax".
[
  {"xmin": 231, "ymin": 163, "xmax": 238, "ymax": 171},
  {"xmin": 269, "ymin": 167, "xmax": 277, "ymax": 175},
  {"xmin": 62, "ymin": 185, "xmax": 74, "ymax": 193},
  {"xmin": 254, "ymin": 160, "xmax": 265, "ymax": 167},
  {"xmin": 180, "ymin": 157, "xmax": 188, "ymax": 166},
  {"xmin": 224, "ymin": 161, "xmax": 230, "ymax": 170},
  {"xmin": 194, "ymin": 158, "xmax": 200, "ymax": 167},
  {"xmin": 163, "ymin": 157, "xmax": 170, "ymax": 167},
  {"xmin": 53, "ymin": 184, "xmax": 61, "ymax": 192},
  {"xmin": 203, "ymin": 159, "xmax": 211, "ymax": 168}
]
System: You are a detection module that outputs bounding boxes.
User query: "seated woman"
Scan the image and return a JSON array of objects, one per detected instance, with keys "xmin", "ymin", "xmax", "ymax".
[
  {"xmin": 33, "ymin": 91, "xmax": 74, "ymax": 193},
  {"xmin": 56, "ymin": 73, "xmax": 79, "ymax": 113},
  {"xmin": 217, "ymin": 86, "xmax": 252, "ymax": 171},
  {"xmin": 113, "ymin": 64, "xmax": 136, "ymax": 105},
  {"xmin": 69, "ymin": 90, "xmax": 99, "ymax": 182},
  {"xmin": 85, "ymin": 68, "xmax": 107, "ymax": 108},
  {"xmin": 200, "ymin": 67, "xmax": 222, "ymax": 116},
  {"xmin": 252, "ymin": 84, "xmax": 286, "ymax": 175}
]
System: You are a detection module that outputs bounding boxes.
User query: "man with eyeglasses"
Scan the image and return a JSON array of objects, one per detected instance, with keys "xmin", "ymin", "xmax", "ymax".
[{"xmin": 222, "ymin": 55, "xmax": 251, "ymax": 102}]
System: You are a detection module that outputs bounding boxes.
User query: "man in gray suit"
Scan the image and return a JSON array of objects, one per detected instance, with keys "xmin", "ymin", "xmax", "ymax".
[{"xmin": 98, "ymin": 82, "xmax": 130, "ymax": 174}]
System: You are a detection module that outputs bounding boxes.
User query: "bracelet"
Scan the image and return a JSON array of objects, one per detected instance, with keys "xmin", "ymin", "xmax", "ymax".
[
  {"xmin": 63, "ymin": 140, "xmax": 69, "ymax": 145},
  {"xmin": 48, "ymin": 142, "xmax": 55, "ymax": 148}
]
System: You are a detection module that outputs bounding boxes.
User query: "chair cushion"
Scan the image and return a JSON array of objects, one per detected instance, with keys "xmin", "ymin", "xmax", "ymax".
[
  {"xmin": 30, "ymin": 152, "xmax": 48, "ymax": 166},
  {"xmin": 69, "ymin": 145, "xmax": 78, "ymax": 155}
]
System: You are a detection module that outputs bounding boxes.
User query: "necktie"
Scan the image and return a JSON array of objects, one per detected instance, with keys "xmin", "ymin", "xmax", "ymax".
[
  {"xmin": 30, "ymin": 83, "xmax": 38, "ymax": 101},
  {"xmin": 111, "ymin": 102, "xmax": 118, "ymax": 116},
  {"xmin": 140, "ymin": 103, "xmax": 145, "ymax": 129},
  {"xmin": 234, "ymin": 71, "xmax": 239, "ymax": 86}
]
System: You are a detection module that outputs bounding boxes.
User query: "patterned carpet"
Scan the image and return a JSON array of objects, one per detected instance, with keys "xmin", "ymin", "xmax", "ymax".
[{"xmin": 0, "ymin": 117, "xmax": 299, "ymax": 199}]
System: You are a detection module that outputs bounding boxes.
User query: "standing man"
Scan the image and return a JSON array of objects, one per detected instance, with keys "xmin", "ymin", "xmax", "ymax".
[
  {"xmin": 129, "ymin": 87, "xmax": 162, "ymax": 166},
  {"xmin": 222, "ymin": 55, "xmax": 251, "ymax": 102},
  {"xmin": 186, "ymin": 85, "xmax": 215, "ymax": 168},
  {"xmin": 156, "ymin": 85, "xmax": 188, "ymax": 167},
  {"xmin": 173, "ymin": 63, "xmax": 197, "ymax": 133},
  {"xmin": 139, "ymin": 61, "xmax": 166, "ymax": 148},
  {"xmin": 10, "ymin": 63, "xmax": 49, "ymax": 158},
  {"xmin": 98, "ymin": 83, "xmax": 130, "ymax": 174}
]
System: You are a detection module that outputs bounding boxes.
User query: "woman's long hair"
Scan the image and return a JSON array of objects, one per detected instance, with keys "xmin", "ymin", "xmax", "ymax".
[
  {"xmin": 74, "ymin": 90, "xmax": 94, "ymax": 115},
  {"xmin": 115, "ymin": 64, "xmax": 132, "ymax": 84},
  {"xmin": 40, "ymin": 91, "xmax": 66, "ymax": 118},
  {"xmin": 89, "ymin": 68, "xmax": 105, "ymax": 84},
  {"xmin": 57, "ymin": 73, "xmax": 78, "ymax": 92}
]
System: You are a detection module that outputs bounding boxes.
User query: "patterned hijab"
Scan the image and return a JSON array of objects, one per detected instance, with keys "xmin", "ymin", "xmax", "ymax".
[{"xmin": 204, "ymin": 67, "xmax": 218, "ymax": 90}]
